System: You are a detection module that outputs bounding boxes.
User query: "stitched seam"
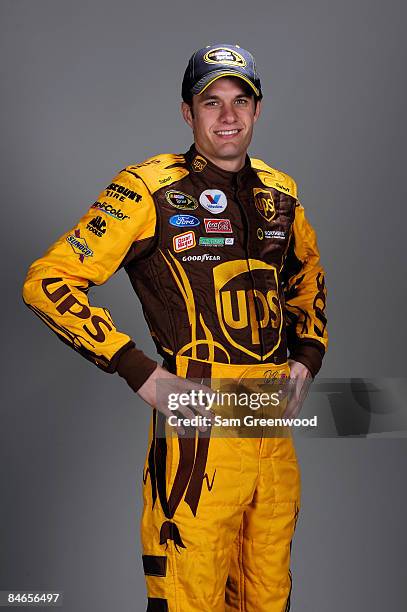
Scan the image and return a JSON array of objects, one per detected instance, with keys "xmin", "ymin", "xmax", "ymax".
[{"xmin": 238, "ymin": 521, "xmax": 245, "ymax": 612}]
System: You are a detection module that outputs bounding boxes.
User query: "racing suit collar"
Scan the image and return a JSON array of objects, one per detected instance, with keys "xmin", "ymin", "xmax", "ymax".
[{"xmin": 185, "ymin": 143, "xmax": 253, "ymax": 186}]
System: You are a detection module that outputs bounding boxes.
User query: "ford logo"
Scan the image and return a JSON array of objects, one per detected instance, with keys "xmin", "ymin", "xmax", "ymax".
[{"xmin": 169, "ymin": 215, "xmax": 200, "ymax": 227}]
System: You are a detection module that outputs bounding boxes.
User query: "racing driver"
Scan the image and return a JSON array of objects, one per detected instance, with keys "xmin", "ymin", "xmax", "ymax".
[{"xmin": 23, "ymin": 43, "xmax": 328, "ymax": 612}]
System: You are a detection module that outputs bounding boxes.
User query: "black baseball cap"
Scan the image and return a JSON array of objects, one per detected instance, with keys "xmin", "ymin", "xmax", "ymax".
[{"xmin": 182, "ymin": 43, "xmax": 263, "ymax": 102}]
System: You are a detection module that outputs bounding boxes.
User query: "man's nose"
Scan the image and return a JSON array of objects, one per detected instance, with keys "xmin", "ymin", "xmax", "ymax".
[{"xmin": 219, "ymin": 104, "xmax": 238, "ymax": 123}]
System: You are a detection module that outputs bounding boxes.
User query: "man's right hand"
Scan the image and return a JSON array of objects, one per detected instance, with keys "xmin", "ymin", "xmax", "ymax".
[{"xmin": 137, "ymin": 364, "xmax": 215, "ymax": 434}]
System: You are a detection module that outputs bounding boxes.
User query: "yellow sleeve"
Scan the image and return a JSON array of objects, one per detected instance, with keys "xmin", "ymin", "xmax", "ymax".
[
  {"xmin": 283, "ymin": 200, "xmax": 328, "ymax": 376},
  {"xmin": 22, "ymin": 168, "xmax": 158, "ymax": 382}
]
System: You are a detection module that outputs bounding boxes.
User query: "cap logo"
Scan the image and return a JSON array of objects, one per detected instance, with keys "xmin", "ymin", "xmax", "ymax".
[{"xmin": 203, "ymin": 47, "xmax": 246, "ymax": 68}]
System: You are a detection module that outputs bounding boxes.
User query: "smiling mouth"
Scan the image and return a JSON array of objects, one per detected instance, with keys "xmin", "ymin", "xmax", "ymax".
[{"xmin": 214, "ymin": 128, "xmax": 242, "ymax": 138}]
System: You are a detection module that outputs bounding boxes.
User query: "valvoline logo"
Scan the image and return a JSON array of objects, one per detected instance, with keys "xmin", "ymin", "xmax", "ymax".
[
  {"xmin": 169, "ymin": 214, "xmax": 200, "ymax": 227},
  {"xmin": 199, "ymin": 189, "xmax": 227, "ymax": 214}
]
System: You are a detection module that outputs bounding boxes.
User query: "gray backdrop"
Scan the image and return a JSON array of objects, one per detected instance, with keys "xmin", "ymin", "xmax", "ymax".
[{"xmin": 1, "ymin": 0, "xmax": 406, "ymax": 610}]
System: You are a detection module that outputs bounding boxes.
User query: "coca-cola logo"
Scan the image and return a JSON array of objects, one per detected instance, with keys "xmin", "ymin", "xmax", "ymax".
[{"xmin": 204, "ymin": 218, "xmax": 232, "ymax": 233}]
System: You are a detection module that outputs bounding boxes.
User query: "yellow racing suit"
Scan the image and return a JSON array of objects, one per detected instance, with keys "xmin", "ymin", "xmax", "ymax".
[{"xmin": 23, "ymin": 145, "xmax": 328, "ymax": 611}]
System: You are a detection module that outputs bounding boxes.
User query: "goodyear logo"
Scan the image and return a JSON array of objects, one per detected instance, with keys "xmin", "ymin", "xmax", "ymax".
[{"xmin": 203, "ymin": 47, "xmax": 246, "ymax": 67}]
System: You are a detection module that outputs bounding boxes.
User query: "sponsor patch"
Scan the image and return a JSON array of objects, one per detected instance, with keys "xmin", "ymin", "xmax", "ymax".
[
  {"xmin": 257, "ymin": 228, "xmax": 286, "ymax": 240},
  {"xmin": 253, "ymin": 188, "xmax": 276, "ymax": 223},
  {"xmin": 105, "ymin": 183, "xmax": 142, "ymax": 203},
  {"xmin": 91, "ymin": 201, "xmax": 130, "ymax": 221},
  {"xmin": 182, "ymin": 253, "xmax": 221, "ymax": 262},
  {"xmin": 165, "ymin": 190, "xmax": 198, "ymax": 210},
  {"xmin": 199, "ymin": 189, "xmax": 227, "ymax": 214},
  {"xmin": 173, "ymin": 230, "xmax": 196, "ymax": 252},
  {"xmin": 203, "ymin": 47, "xmax": 246, "ymax": 68},
  {"xmin": 42, "ymin": 278, "xmax": 113, "ymax": 345},
  {"xmin": 213, "ymin": 260, "xmax": 282, "ymax": 360},
  {"xmin": 67, "ymin": 229, "xmax": 93, "ymax": 262},
  {"xmin": 169, "ymin": 215, "xmax": 200, "ymax": 228},
  {"xmin": 192, "ymin": 155, "xmax": 207, "ymax": 172},
  {"xmin": 204, "ymin": 218, "xmax": 232, "ymax": 233},
  {"xmin": 86, "ymin": 216, "xmax": 106, "ymax": 237},
  {"xmin": 224, "ymin": 237, "xmax": 234, "ymax": 245},
  {"xmin": 199, "ymin": 237, "xmax": 225, "ymax": 247},
  {"xmin": 257, "ymin": 171, "xmax": 291, "ymax": 194}
]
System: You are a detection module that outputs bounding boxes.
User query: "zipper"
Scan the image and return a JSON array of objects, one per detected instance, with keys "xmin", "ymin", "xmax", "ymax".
[{"xmin": 233, "ymin": 177, "xmax": 266, "ymax": 361}]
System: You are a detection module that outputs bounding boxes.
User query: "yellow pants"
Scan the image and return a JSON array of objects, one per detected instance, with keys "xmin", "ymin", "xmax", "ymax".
[{"xmin": 141, "ymin": 356, "xmax": 301, "ymax": 612}]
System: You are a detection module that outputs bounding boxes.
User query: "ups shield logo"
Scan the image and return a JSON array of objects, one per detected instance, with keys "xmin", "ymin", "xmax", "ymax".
[
  {"xmin": 213, "ymin": 260, "xmax": 283, "ymax": 360},
  {"xmin": 192, "ymin": 155, "xmax": 207, "ymax": 172},
  {"xmin": 253, "ymin": 188, "xmax": 276, "ymax": 223}
]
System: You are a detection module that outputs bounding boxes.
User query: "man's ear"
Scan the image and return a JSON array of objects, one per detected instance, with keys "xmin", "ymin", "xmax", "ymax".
[
  {"xmin": 181, "ymin": 101, "xmax": 194, "ymax": 128},
  {"xmin": 253, "ymin": 99, "xmax": 262, "ymax": 122}
]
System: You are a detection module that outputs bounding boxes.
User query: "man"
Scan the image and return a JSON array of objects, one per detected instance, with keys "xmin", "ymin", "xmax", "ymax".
[{"xmin": 23, "ymin": 44, "xmax": 328, "ymax": 611}]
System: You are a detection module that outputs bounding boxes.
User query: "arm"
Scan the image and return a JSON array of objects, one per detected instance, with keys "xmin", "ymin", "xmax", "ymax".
[
  {"xmin": 282, "ymin": 199, "xmax": 328, "ymax": 378},
  {"xmin": 22, "ymin": 168, "xmax": 158, "ymax": 391}
]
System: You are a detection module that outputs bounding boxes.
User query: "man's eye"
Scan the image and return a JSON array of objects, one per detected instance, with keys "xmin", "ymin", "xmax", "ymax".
[
  {"xmin": 205, "ymin": 100, "xmax": 218, "ymax": 106},
  {"xmin": 236, "ymin": 98, "xmax": 248, "ymax": 105}
]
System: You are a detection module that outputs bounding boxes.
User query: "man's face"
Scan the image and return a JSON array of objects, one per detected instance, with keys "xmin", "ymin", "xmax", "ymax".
[{"xmin": 181, "ymin": 77, "xmax": 261, "ymax": 166}]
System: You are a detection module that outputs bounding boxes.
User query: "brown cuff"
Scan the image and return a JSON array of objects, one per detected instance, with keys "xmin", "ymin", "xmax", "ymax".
[
  {"xmin": 116, "ymin": 347, "xmax": 158, "ymax": 392},
  {"xmin": 289, "ymin": 340, "xmax": 325, "ymax": 378}
]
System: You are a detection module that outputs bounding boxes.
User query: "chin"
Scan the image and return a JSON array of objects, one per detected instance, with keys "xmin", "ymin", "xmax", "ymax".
[
  {"xmin": 212, "ymin": 140, "xmax": 241, "ymax": 152},
  {"xmin": 217, "ymin": 146, "xmax": 245, "ymax": 159}
]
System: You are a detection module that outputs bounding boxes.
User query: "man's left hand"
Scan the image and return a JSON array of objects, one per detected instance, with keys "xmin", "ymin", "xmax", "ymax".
[{"xmin": 282, "ymin": 360, "xmax": 312, "ymax": 418}]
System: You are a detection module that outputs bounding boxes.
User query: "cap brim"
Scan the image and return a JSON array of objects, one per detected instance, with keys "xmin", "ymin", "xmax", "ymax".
[{"xmin": 192, "ymin": 70, "xmax": 260, "ymax": 98}]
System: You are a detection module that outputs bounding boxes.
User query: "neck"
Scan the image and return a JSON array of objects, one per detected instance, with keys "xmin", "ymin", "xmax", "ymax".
[{"xmin": 195, "ymin": 144, "xmax": 246, "ymax": 173}]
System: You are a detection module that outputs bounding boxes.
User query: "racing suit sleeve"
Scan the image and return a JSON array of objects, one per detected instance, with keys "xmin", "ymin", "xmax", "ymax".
[
  {"xmin": 22, "ymin": 168, "xmax": 158, "ymax": 391},
  {"xmin": 282, "ymin": 200, "xmax": 328, "ymax": 377}
]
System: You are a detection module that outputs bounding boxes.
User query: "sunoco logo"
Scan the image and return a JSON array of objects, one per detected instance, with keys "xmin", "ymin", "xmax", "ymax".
[
  {"xmin": 203, "ymin": 47, "xmax": 246, "ymax": 67},
  {"xmin": 67, "ymin": 230, "xmax": 93, "ymax": 263},
  {"xmin": 213, "ymin": 259, "xmax": 283, "ymax": 360},
  {"xmin": 165, "ymin": 190, "xmax": 198, "ymax": 210}
]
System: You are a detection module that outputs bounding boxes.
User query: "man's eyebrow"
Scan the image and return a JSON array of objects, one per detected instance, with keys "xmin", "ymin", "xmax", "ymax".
[
  {"xmin": 200, "ymin": 93, "xmax": 221, "ymax": 101},
  {"xmin": 199, "ymin": 92, "xmax": 250, "ymax": 101}
]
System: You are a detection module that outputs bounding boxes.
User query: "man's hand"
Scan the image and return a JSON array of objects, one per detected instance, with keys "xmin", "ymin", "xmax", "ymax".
[
  {"xmin": 282, "ymin": 359, "xmax": 312, "ymax": 418},
  {"xmin": 137, "ymin": 364, "xmax": 215, "ymax": 434}
]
